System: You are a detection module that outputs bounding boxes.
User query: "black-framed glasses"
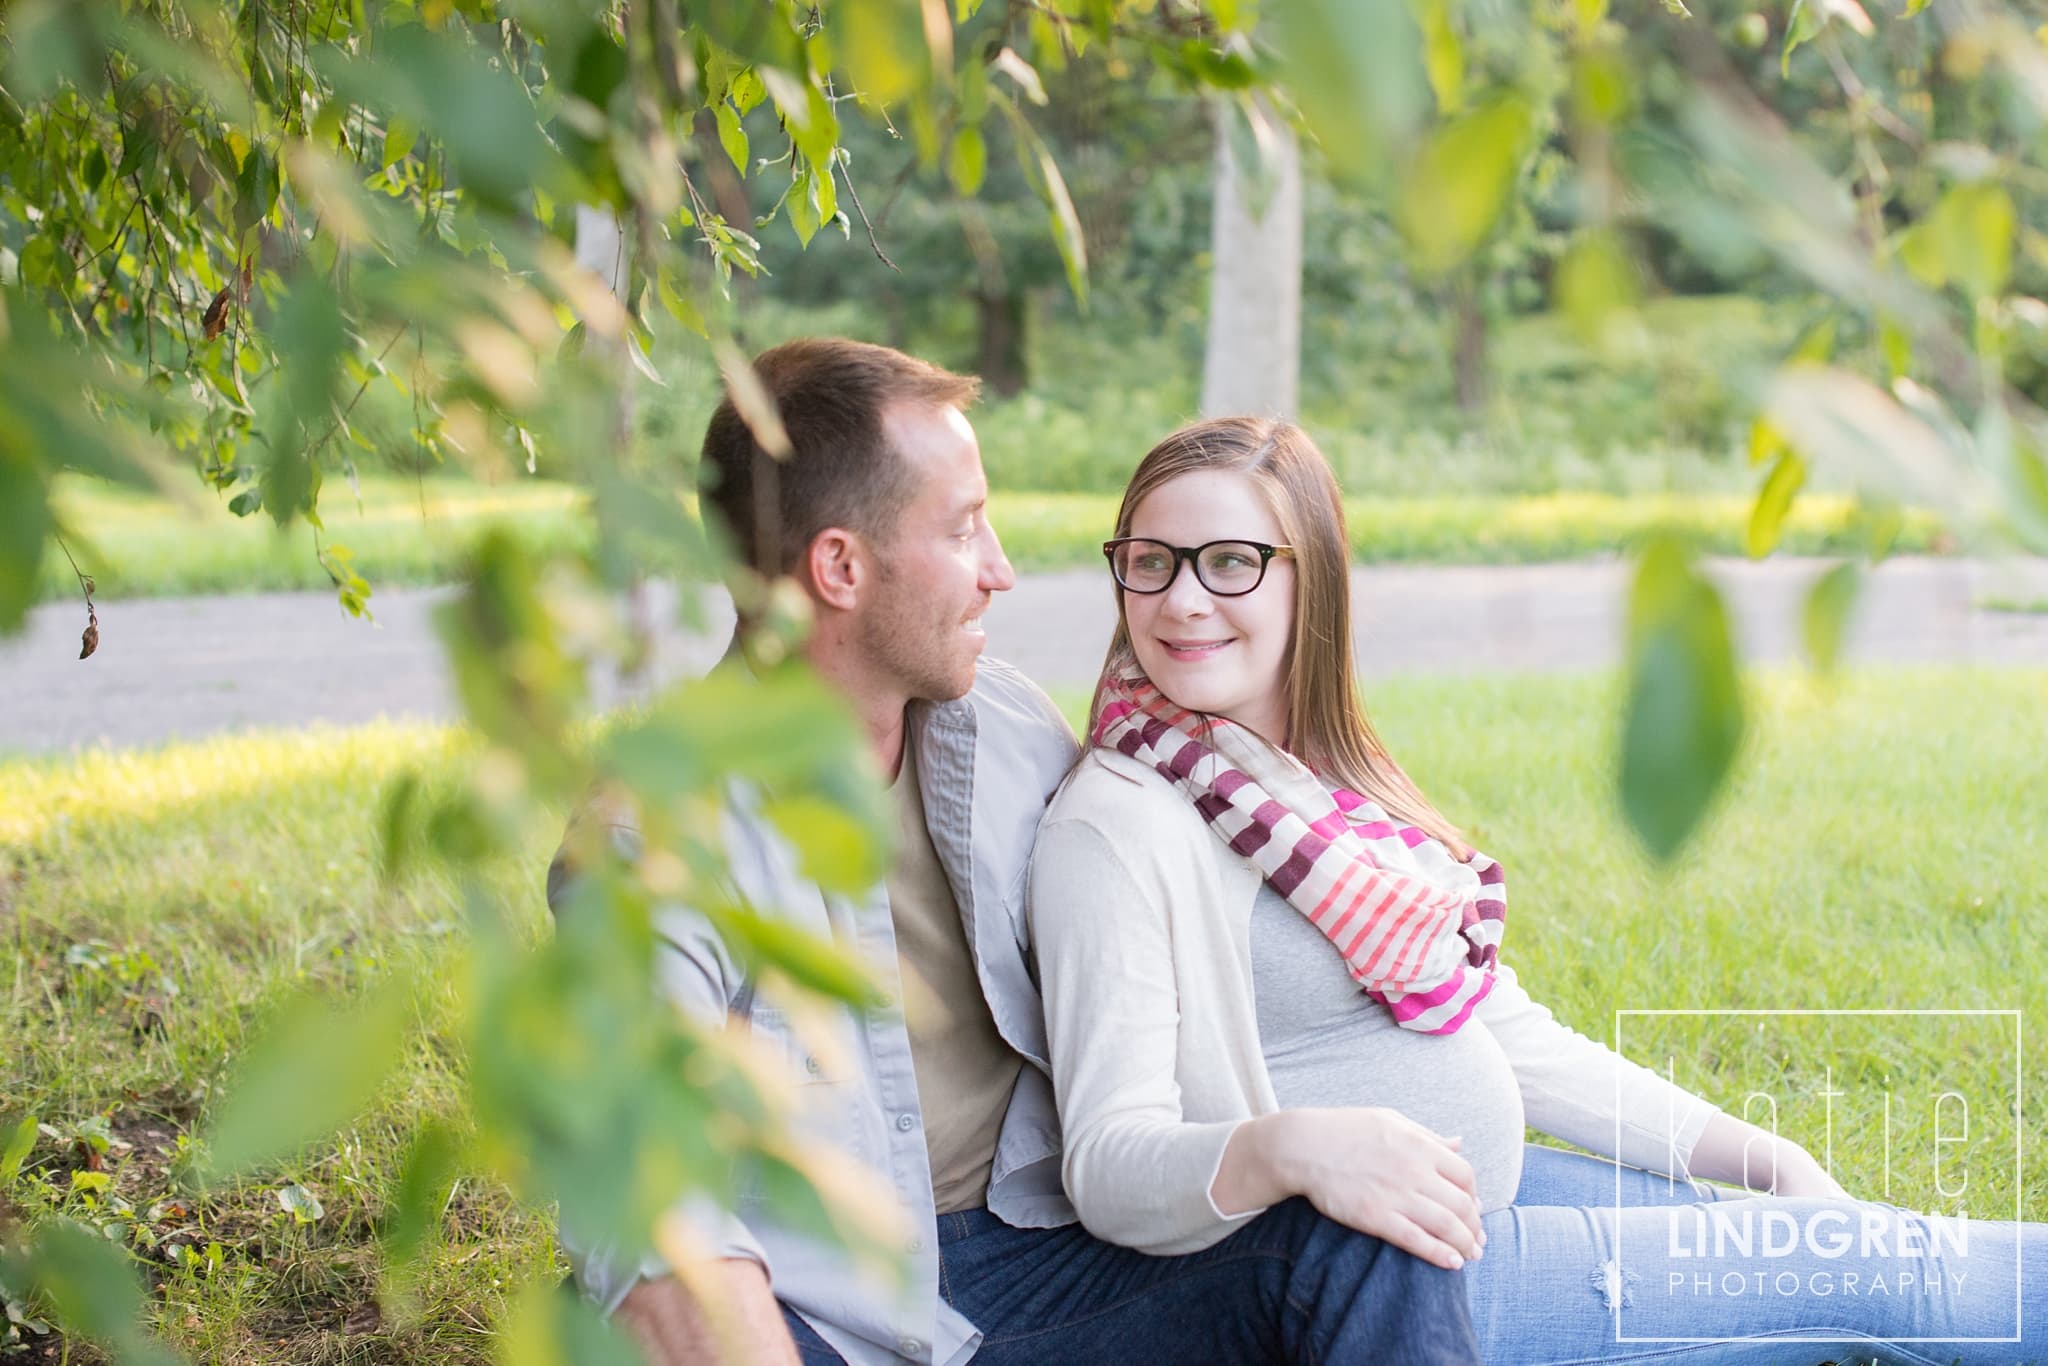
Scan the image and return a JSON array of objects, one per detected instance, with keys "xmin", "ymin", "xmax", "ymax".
[{"xmin": 1102, "ymin": 538, "xmax": 1295, "ymax": 597}]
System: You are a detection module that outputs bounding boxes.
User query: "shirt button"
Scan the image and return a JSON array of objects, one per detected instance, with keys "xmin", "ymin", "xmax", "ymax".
[
  {"xmin": 907, "ymin": 1235, "xmax": 923, "ymax": 1253},
  {"xmin": 803, "ymin": 1055, "xmax": 821, "ymax": 1077},
  {"xmin": 895, "ymin": 1113, "xmax": 916, "ymax": 1132},
  {"xmin": 897, "ymin": 1338, "xmax": 923, "ymax": 1359}
]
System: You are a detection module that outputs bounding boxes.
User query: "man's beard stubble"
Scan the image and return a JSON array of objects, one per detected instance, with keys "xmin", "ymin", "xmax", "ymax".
[{"xmin": 863, "ymin": 557, "xmax": 979, "ymax": 703}]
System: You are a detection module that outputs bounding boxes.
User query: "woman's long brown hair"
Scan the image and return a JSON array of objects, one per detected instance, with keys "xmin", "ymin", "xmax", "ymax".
[{"xmin": 1089, "ymin": 416, "xmax": 1471, "ymax": 858}]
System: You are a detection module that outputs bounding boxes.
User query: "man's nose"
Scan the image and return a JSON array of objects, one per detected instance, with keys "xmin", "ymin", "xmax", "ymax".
[{"xmin": 981, "ymin": 527, "xmax": 1017, "ymax": 593}]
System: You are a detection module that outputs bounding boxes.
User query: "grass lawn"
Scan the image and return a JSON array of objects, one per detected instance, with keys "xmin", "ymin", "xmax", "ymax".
[
  {"xmin": 38, "ymin": 473, "xmax": 1941, "ymax": 607},
  {"xmin": 3, "ymin": 669, "xmax": 2042, "ymax": 1361}
]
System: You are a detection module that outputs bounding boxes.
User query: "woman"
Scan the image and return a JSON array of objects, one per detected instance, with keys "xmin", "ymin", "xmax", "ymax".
[{"xmin": 1027, "ymin": 417, "xmax": 2042, "ymax": 1363}]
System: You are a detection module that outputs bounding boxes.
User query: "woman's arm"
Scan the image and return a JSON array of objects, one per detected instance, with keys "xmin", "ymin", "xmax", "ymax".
[
  {"xmin": 1030, "ymin": 817, "xmax": 1263, "ymax": 1254},
  {"xmin": 1476, "ymin": 965, "xmax": 1844, "ymax": 1196},
  {"xmin": 1030, "ymin": 815, "xmax": 1485, "ymax": 1265},
  {"xmin": 1475, "ymin": 963, "xmax": 1721, "ymax": 1176}
]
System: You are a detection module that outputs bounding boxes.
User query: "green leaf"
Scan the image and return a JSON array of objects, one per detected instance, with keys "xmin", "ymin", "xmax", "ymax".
[
  {"xmin": 720, "ymin": 905, "xmax": 885, "ymax": 1008},
  {"xmin": 1555, "ymin": 229, "xmax": 1637, "ymax": 346},
  {"xmin": 276, "ymin": 1183, "xmax": 325, "ymax": 1223},
  {"xmin": 383, "ymin": 116, "xmax": 418, "ymax": 169},
  {"xmin": 1931, "ymin": 182, "xmax": 2015, "ymax": 301},
  {"xmin": 233, "ymin": 144, "xmax": 280, "ymax": 235},
  {"xmin": 0, "ymin": 1114, "xmax": 36, "ymax": 1183},
  {"xmin": 762, "ymin": 67, "xmax": 839, "ymax": 173},
  {"xmin": 1790, "ymin": 316, "xmax": 1838, "ymax": 364},
  {"xmin": 1878, "ymin": 316, "xmax": 1912, "ymax": 379},
  {"xmin": 1396, "ymin": 96, "xmax": 1532, "ymax": 275},
  {"xmin": 1619, "ymin": 536, "xmax": 1745, "ymax": 864},
  {"xmin": 715, "ymin": 102, "xmax": 749, "ymax": 176},
  {"xmin": 1746, "ymin": 416, "xmax": 1785, "ymax": 468},
  {"xmin": 1744, "ymin": 450, "xmax": 1806, "ymax": 558},
  {"xmin": 1269, "ymin": 0, "xmax": 1428, "ymax": 183},
  {"xmin": 1782, "ymin": 0, "xmax": 1822, "ymax": 76},
  {"xmin": 496, "ymin": 1280, "xmax": 644, "ymax": 1366},
  {"xmin": 199, "ymin": 977, "xmax": 413, "ymax": 1183},
  {"xmin": 1802, "ymin": 560, "xmax": 1860, "ymax": 675},
  {"xmin": 25, "ymin": 1221, "xmax": 182, "ymax": 1366},
  {"xmin": 0, "ymin": 447, "xmax": 52, "ymax": 633},
  {"xmin": 947, "ymin": 125, "xmax": 986, "ymax": 196},
  {"xmin": 1033, "ymin": 142, "xmax": 1088, "ymax": 304},
  {"xmin": 840, "ymin": 0, "xmax": 928, "ymax": 107},
  {"xmin": 657, "ymin": 270, "xmax": 708, "ymax": 339},
  {"xmin": 1416, "ymin": 0, "xmax": 1464, "ymax": 115},
  {"xmin": 378, "ymin": 770, "xmax": 422, "ymax": 886},
  {"xmin": 2005, "ymin": 431, "xmax": 2048, "ymax": 554},
  {"xmin": 762, "ymin": 795, "xmax": 886, "ymax": 894},
  {"xmin": 381, "ymin": 1122, "xmax": 461, "ymax": 1272}
]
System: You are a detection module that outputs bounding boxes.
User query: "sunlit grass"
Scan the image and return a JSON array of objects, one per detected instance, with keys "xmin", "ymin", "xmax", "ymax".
[
  {"xmin": 2, "ymin": 667, "xmax": 2042, "ymax": 1361},
  {"xmin": 39, "ymin": 474, "xmax": 1944, "ymax": 607}
]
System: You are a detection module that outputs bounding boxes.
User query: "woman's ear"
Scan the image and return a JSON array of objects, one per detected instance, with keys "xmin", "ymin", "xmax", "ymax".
[{"xmin": 805, "ymin": 527, "xmax": 863, "ymax": 612}]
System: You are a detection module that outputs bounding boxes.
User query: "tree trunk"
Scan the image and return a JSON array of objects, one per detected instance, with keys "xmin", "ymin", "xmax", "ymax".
[
  {"xmin": 1200, "ymin": 97, "xmax": 1302, "ymax": 420},
  {"xmin": 976, "ymin": 290, "xmax": 1028, "ymax": 398},
  {"xmin": 1452, "ymin": 275, "xmax": 1489, "ymax": 415}
]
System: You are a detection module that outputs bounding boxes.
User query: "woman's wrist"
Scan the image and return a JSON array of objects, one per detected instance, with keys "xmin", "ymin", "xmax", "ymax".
[{"xmin": 1212, "ymin": 1111, "xmax": 1309, "ymax": 1215}]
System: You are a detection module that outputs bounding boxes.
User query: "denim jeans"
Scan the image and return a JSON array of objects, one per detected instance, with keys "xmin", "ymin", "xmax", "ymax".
[
  {"xmin": 782, "ymin": 1197, "xmax": 1479, "ymax": 1364},
  {"xmin": 1467, "ymin": 1144, "xmax": 2045, "ymax": 1365}
]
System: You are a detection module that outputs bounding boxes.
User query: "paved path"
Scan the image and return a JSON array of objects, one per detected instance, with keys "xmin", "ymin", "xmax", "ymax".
[{"xmin": 4, "ymin": 557, "xmax": 2046, "ymax": 757}]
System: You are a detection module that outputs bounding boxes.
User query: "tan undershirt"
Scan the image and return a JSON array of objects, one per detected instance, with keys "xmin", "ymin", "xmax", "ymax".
[{"xmin": 888, "ymin": 731, "xmax": 1026, "ymax": 1214}]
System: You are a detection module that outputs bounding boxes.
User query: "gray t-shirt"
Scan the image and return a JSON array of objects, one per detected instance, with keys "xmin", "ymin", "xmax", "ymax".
[{"xmin": 1251, "ymin": 881, "xmax": 1527, "ymax": 1212}]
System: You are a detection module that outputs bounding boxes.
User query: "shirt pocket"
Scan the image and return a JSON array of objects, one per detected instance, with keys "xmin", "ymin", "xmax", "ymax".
[{"xmin": 750, "ymin": 1004, "xmax": 847, "ymax": 1087}]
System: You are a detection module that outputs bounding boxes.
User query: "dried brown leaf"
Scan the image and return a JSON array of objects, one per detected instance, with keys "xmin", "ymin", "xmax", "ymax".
[
  {"xmin": 79, "ymin": 618, "xmax": 99, "ymax": 661},
  {"xmin": 201, "ymin": 286, "xmax": 233, "ymax": 341}
]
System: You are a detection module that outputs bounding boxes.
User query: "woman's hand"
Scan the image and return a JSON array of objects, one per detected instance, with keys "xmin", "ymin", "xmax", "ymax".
[
  {"xmin": 1767, "ymin": 1142, "xmax": 1851, "ymax": 1199},
  {"xmin": 1214, "ymin": 1107, "xmax": 1486, "ymax": 1271},
  {"xmin": 1689, "ymin": 1113, "xmax": 1852, "ymax": 1199}
]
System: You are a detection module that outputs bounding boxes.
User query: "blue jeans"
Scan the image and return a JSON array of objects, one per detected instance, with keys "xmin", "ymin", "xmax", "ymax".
[
  {"xmin": 782, "ymin": 1197, "xmax": 1479, "ymax": 1364},
  {"xmin": 1469, "ymin": 1144, "xmax": 2045, "ymax": 1365}
]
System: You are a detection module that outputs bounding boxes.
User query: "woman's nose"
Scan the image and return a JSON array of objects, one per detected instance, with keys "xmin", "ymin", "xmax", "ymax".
[{"xmin": 1160, "ymin": 559, "xmax": 1213, "ymax": 616}]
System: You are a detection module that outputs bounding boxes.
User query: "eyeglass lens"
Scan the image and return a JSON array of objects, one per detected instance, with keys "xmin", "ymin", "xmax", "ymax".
[{"xmin": 1112, "ymin": 540, "xmax": 1267, "ymax": 595}]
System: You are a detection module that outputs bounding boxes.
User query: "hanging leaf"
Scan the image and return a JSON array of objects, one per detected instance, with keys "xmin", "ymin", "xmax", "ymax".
[
  {"xmin": 715, "ymin": 101, "xmax": 749, "ymax": 176},
  {"xmin": 1745, "ymin": 450, "xmax": 1807, "ymax": 558},
  {"xmin": 199, "ymin": 977, "xmax": 414, "ymax": 1182},
  {"xmin": 201, "ymin": 286, "xmax": 232, "ymax": 341},
  {"xmin": 947, "ymin": 125, "xmax": 986, "ymax": 196},
  {"xmin": 1619, "ymin": 536, "xmax": 1745, "ymax": 864},
  {"xmin": 1396, "ymin": 96, "xmax": 1533, "ymax": 275},
  {"xmin": 1802, "ymin": 560, "xmax": 1861, "ymax": 675}
]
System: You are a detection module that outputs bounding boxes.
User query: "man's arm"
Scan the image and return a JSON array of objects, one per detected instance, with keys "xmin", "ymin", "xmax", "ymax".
[
  {"xmin": 615, "ymin": 1261, "xmax": 801, "ymax": 1366},
  {"xmin": 548, "ymin": 807, "xmax": 801, "ymax": 1362}
]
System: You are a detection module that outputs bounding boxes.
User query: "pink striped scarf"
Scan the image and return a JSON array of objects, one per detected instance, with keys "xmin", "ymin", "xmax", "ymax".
[{"xmin": 1091, "ymin": 672, "xmax": 1505, "ymax": 1035}]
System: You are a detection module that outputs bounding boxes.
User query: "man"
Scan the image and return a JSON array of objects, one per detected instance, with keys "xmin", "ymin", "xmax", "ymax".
[{"xmin": 548, "ymin": 338, "xmax": 1482, "ymax": 1365}]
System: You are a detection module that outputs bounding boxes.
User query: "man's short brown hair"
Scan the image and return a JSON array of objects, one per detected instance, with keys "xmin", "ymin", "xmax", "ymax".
[{"xmin": 698, "ymin": 338, "xmax": 981, "ymax": 578}]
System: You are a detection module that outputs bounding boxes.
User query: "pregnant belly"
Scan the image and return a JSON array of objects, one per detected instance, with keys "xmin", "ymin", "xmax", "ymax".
[{"xmin": 1267, "ymin": 1020, "xmax": 1529, "ymax": 1213}]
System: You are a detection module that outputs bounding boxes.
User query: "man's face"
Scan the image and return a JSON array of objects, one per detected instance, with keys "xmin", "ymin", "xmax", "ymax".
[{"xmin": 858, "ymin": 402, "xmax": 1015, "ymax": 702}]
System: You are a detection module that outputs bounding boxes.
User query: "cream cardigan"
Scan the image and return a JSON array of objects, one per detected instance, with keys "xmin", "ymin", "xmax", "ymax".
[{"xmin": 1026, "ymin": 748, "xmax": 1722, "ymax": 1256}]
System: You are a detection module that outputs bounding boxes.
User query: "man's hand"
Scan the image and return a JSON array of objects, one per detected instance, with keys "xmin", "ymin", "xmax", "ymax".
[{"xmin": 615, "ymin": 1259, "xmax": 800, "ymax": 1366}]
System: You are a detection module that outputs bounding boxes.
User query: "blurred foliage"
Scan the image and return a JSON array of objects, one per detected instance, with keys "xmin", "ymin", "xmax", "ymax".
[{"xmin": 7, "ymin": 0, "xmax": 2048, "ymax": 1359}]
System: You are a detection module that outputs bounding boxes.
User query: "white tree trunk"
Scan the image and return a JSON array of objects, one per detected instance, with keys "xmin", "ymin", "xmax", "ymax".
[
  {"xmin": 1200, "ymin": 98, "xmax": 1302, "ymax": 421},
  {"xmin": 574, "ymin": 205, "xmax": 635, "ymax": 447}
]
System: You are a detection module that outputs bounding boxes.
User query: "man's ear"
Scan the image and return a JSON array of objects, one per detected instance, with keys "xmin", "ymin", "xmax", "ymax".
[{"xmin": 805, "ymin": 527, "xmax": 864, "ymax": 612}]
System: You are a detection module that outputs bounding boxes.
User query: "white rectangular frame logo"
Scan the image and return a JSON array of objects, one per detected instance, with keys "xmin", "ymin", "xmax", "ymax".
[{"xmin": 1610, "ymin": 1008, "xmax": 2023, "ymax": 1346}]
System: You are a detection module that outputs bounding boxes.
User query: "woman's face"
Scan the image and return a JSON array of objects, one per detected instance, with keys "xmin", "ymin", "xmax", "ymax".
[{"xmin": 1121, "ymin": 469, "xmax": 1295, "ymax": 744}]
